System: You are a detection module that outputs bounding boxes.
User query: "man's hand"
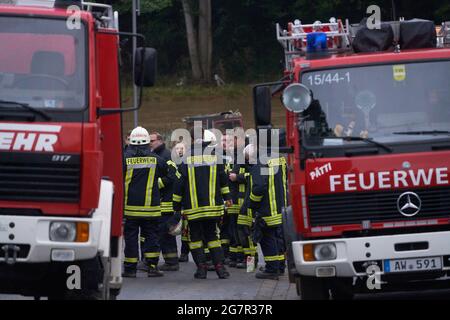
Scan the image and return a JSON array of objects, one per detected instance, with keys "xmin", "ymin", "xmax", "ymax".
[
  {"xmin": 225, "ymin": 200, "xmax": 233, "ymax": 208},
  {"xmin": 229, "ymin": 173, "xmax": 237, "ymax": 182}
]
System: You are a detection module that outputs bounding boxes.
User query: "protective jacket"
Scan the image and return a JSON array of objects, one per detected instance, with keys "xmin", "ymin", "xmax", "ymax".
[
  {"xmin": 152, "ymin": 143, "xmax": 180, "ymax": 214},
  {"xmin": 173, "ymin": 142, "xmax": 231, "ymax": 221},
  {"xmin": 228, "ymin": 163, "xmax": 247, "ymax": 215},
  {"xmin": 248, "ymin": 156, "xmax": 288, "ymax": 227},
  {"xmin": 124, "ymin": 145, "xmax": 169, "ymax": 218}
]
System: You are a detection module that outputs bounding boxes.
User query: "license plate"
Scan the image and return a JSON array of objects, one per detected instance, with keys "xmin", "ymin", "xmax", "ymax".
[{"xmin": 384, "ymin": 257, "xmax": 442, "ymax": 273}]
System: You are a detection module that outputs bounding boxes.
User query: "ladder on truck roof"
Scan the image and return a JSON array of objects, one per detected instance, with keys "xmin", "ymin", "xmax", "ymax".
[
  {"xmin": 276, "ymin": 18, "xmax": 353, "ymax": 69},
  {"xmin": 82, "ymin": 1, "xmax": 118, "ymax": 29},
  {"xmin": 13, "ymin": 0, "xmax": 118, "ymax": 29}
]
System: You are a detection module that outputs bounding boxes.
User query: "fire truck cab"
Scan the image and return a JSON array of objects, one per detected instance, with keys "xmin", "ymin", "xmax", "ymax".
[
  {"xmin": 254, "ymin": 17, "xmax": 450, "ymax": 299},
  {"xmin": 0, "ymin": 0, "xmax": 156, "ymax": 299}
]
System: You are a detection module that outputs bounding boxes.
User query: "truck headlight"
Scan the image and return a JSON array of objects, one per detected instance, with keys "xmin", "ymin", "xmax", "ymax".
[
  {"xmin": 49, "ymin": 222, "xmax": 76, "ymax": 242},
  {"xmin": 314, "ymin": 243, "xmax": 337, "ymax": 261}
]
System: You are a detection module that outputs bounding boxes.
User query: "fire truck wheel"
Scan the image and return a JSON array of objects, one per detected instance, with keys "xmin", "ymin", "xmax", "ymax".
[
  {"xmin": 330, "ymin": 278, "xmax": 354, "ymax": 300},
  {"xmin": 110, "ymin": 288, "xmax": 120, "ymax": 300},
  {"xmin": 91, "ymin": 257, "xmax": 111, "ymax": 300},
  {"xmin": 48, "ymin": 256, "xmax": 112, "ymax": 300},
  {"xmin": 282, "ymin": 206, "xmax": 299, "ymax": 284},
  {"xmin": 297, "ymin": 276, "xmax": 330, "ymax": 300}
]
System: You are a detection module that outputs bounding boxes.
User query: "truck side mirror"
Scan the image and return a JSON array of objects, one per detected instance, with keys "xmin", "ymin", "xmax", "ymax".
[
  {"xmin": 253, "ymin": 86, "xmax": 272, "ymax": 127},
  {"xmin": 134, "ymin": 47, "xmax": 157, "ymax": 87}
]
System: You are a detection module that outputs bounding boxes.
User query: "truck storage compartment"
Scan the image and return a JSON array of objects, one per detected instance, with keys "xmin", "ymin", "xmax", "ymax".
[
  {"xmin": 352, "ymin": 21, "xmax": 394, "ymax": 53},
  {"xmin": 400, "ymin": 19, "xmax": 437, "ymax": 49}
]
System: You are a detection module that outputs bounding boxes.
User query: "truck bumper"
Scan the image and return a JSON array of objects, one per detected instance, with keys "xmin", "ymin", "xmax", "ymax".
[
  {"xmin": 292, "ymin": 231, "xmax": 450, "ymax": 277},
  {"xmin": 0, "ymin": 214, "xmax": 101, "ymax": 263},
  {"xmin": 0, "ymin": 180, "xmax": 114, "ymax": 264}
]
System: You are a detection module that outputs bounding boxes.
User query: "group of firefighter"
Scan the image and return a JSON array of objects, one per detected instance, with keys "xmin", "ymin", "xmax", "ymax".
[{"xmin": 122, "ymin": 124, "xmax": 288, "ymax": 280}]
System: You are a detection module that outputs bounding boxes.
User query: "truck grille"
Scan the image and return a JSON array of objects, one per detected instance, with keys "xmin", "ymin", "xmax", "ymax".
[
  {"xmin": 0, "ymin": 152, "xmax": 80, "ymax": 203},
  {"xmin": 0, "ymin": 244, "xmax": 30, "ymax": 259},
  {"xmin": 308, "ymin": 187, "xmax": 450, "ymax": 227}
]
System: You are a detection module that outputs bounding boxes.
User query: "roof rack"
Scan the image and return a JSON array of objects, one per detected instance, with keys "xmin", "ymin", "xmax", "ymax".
[
  {"xmin": 437, "ymin": 22, "xmax": 450, "ymax": 47},
  {"xmin": 82, "ymin": 1, "xmax": 117, "ymax": 29},
  {"xmin": 276, "ymin": 18, "xmax": 353, "ymax": 69},
  {"xmin": 11, "ymin": 0, "xmax": 118, "ymax": 29}
]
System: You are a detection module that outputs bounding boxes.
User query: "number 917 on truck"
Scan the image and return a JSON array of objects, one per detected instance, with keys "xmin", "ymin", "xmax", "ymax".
[{"xmin": 0, "ymin": 0, "xmax": 157, "ymax": 299}]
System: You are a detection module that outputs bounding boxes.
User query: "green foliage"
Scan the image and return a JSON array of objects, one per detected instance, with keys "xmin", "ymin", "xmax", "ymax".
[
  {"xmin": 111, "ymin": 0, "xmax": 450, "ymax": 82},
  {"xmin": 112, "ymin": 0, "xmax": 173, "ymax": 13}
]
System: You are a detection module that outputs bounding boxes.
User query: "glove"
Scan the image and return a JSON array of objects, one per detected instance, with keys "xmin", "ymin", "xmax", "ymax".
[{"xmin": 252, "ymin": 213, "xmax": 265, "ymax": 244}]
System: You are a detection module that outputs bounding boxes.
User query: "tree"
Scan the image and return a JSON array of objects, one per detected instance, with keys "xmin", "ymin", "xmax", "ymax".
[{"xmin": 181, "ymin": 0, "xmax": 212, "ymax": 82}]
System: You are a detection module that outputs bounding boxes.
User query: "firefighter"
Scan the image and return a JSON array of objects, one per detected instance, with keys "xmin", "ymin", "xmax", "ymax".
[
  {"xmin": 249, "ymin": 146, "xmax": 288, "ymax": 280},
  {"xmin": 220, "ymin": 134, "xmax": 233, "ymax": 263},
  {"xmin": 173, "ymin": 142, "xmax": 190, "ymax": 263},
  {"xmin": 226, "ymin": 130, "xmax": 247, "ymax": 268},
  {"xmin": 173, "ymin": 127, "xmax": 233, "ymax": 279},
  {"xmin": 229, "ymin": 164, "xmax": 247, "ymax": 268},
  {"xmin": 237, "ymin": 144, "xmax": 258, "ymax": 269},
  {"xmin": 149, "ymin": 132, "xmax": 181, "ymax": 271},
  {"xmin": 122, "ymin": 126, "xmax": 170, "ymax": 278}
]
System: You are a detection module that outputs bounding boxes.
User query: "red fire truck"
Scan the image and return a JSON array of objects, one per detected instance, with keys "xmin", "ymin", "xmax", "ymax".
[
  {"xmin": 0, "ymin": 0, "xmax": 156, "ymax": 299},
  {"xmin": 253, "ymin": 18, "xmax": 450, "ymax": 299}
]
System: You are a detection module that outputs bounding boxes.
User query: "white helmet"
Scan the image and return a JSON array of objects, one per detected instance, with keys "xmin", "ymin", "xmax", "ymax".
[
  {"xmin": 168, "ymin": 219, "xmax": 183, "ymax": 236},
  {"xmin": 129, "ymin": 126, "xmax": 150, "ymax": 145},
  {"xmin": 204, "ymin": 129, "xmax": 217, "ymax": 145},
  {"xmin": 167, "ymin": 211, "xmax": 183, "ymax": 236},
  {"xmin": 244, "ymin": 143, "xmax": 257, "ymax": 160}
]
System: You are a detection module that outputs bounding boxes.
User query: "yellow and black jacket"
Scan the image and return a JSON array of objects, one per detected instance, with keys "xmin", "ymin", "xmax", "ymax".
[
  {"xmin": 173, "ymin": 142, "xmax": 232, "ymax": 221},
  {"xmin": 152, "ymin": 143, "xmax": 180, "ymax": 215},
  {"xmin": 248, "ymin": 156, "xmax": 288, "ymax": 227},
  {"xmin": 238, "ymin": 163, "xmax": 254, "ymax": 227},
  {"xmin": 124, "ymin": 145, "xmax": 170, "ymax": 218},
  {"xmin": 228, "ymin": 163, "xmax": 247, "ymax": 215}
]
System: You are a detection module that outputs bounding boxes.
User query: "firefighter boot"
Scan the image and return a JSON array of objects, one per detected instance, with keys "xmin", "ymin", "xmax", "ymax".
[
  {"xmin": 160, "ymin": 263, "xmax": 180, "ymax": 271},
  {"xmin": 206, "ymin": 260, "xmax": 216, "ymax": 271},
  {"xmin": 137, "ymin": 260, "xmax": 149, "ymax": 272},
  {"xmin": 215, "ymin": 264, "xmax": 230, "ymax": 279},
  {"xmin": 194, "ymin": 264, "xmax": 208, "ymax": 279},
  {"xmin": 122, "ymin": 268, "xmax": 137, "ymax": 278},
  {"xmin": 179, "ymin": 253, "xmax": 189, "ymax": 263},
  {"xmin": 148, "ymin": 265, "xmax": 164, "ymax": 277}
]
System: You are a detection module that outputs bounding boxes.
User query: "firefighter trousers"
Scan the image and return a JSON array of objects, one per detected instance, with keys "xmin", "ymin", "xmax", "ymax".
[
  {"xmin": 220, "ymin": 214, "xmax": 231, "ymax": 258},
  {"xmin": 124, "ymin": 217, "xmax": 161, "ymax": 270},
  {"xmin": 237, "ymin": 224, "xmax": 256, "ymax": 260},
  {"xmin": 259, "ymin": 225, "xmax": 286, "ymax": 274},
  {"xmin": 188, "ymin": 218, "xmax": 224, "ymax": 266},
  {"xmin": 159, "ymin": 214, "xmax": 179, "ymax": 265},
  {"xmin": 229, "ymin": 214, "xmax": 244, "ymax": 262}
]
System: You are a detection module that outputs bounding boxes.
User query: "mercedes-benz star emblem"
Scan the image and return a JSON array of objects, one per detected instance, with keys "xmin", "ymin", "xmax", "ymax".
[{"xmin": 397, "ymin": 192, "xmax": 422, "ymax": 217}]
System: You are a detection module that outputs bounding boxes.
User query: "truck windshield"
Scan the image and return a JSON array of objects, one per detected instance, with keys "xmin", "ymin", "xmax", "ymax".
[
  {"xmin": 301, "ymin": 61, "xmax": 450, "ymax": 146},
  {"xmin": 0, "ymin": 16, "xmax": 86, "ymax": 111}
]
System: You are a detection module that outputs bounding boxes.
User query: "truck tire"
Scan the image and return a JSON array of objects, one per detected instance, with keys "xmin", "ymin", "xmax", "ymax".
[
  {"xmin": 84, "ymin": 256, "xmax": 111, "ymax": 300},
  {"xmin": 330, "ymin": 278, "xmax": 354, "ymax": 300},
  {"xmin": 48, "ymin": 256, "xmax": 112, "ymax": 300},
  {"xmin": 297, "ymin": 276, "xmax": 330, "ymax": 300},
  {"xmin": 282, "ymin": 206, "xmax": 298, "ymax": 284},
  {"xmin": 110, "ymin": 288, "xmax": 120, "ymax": 300}
]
